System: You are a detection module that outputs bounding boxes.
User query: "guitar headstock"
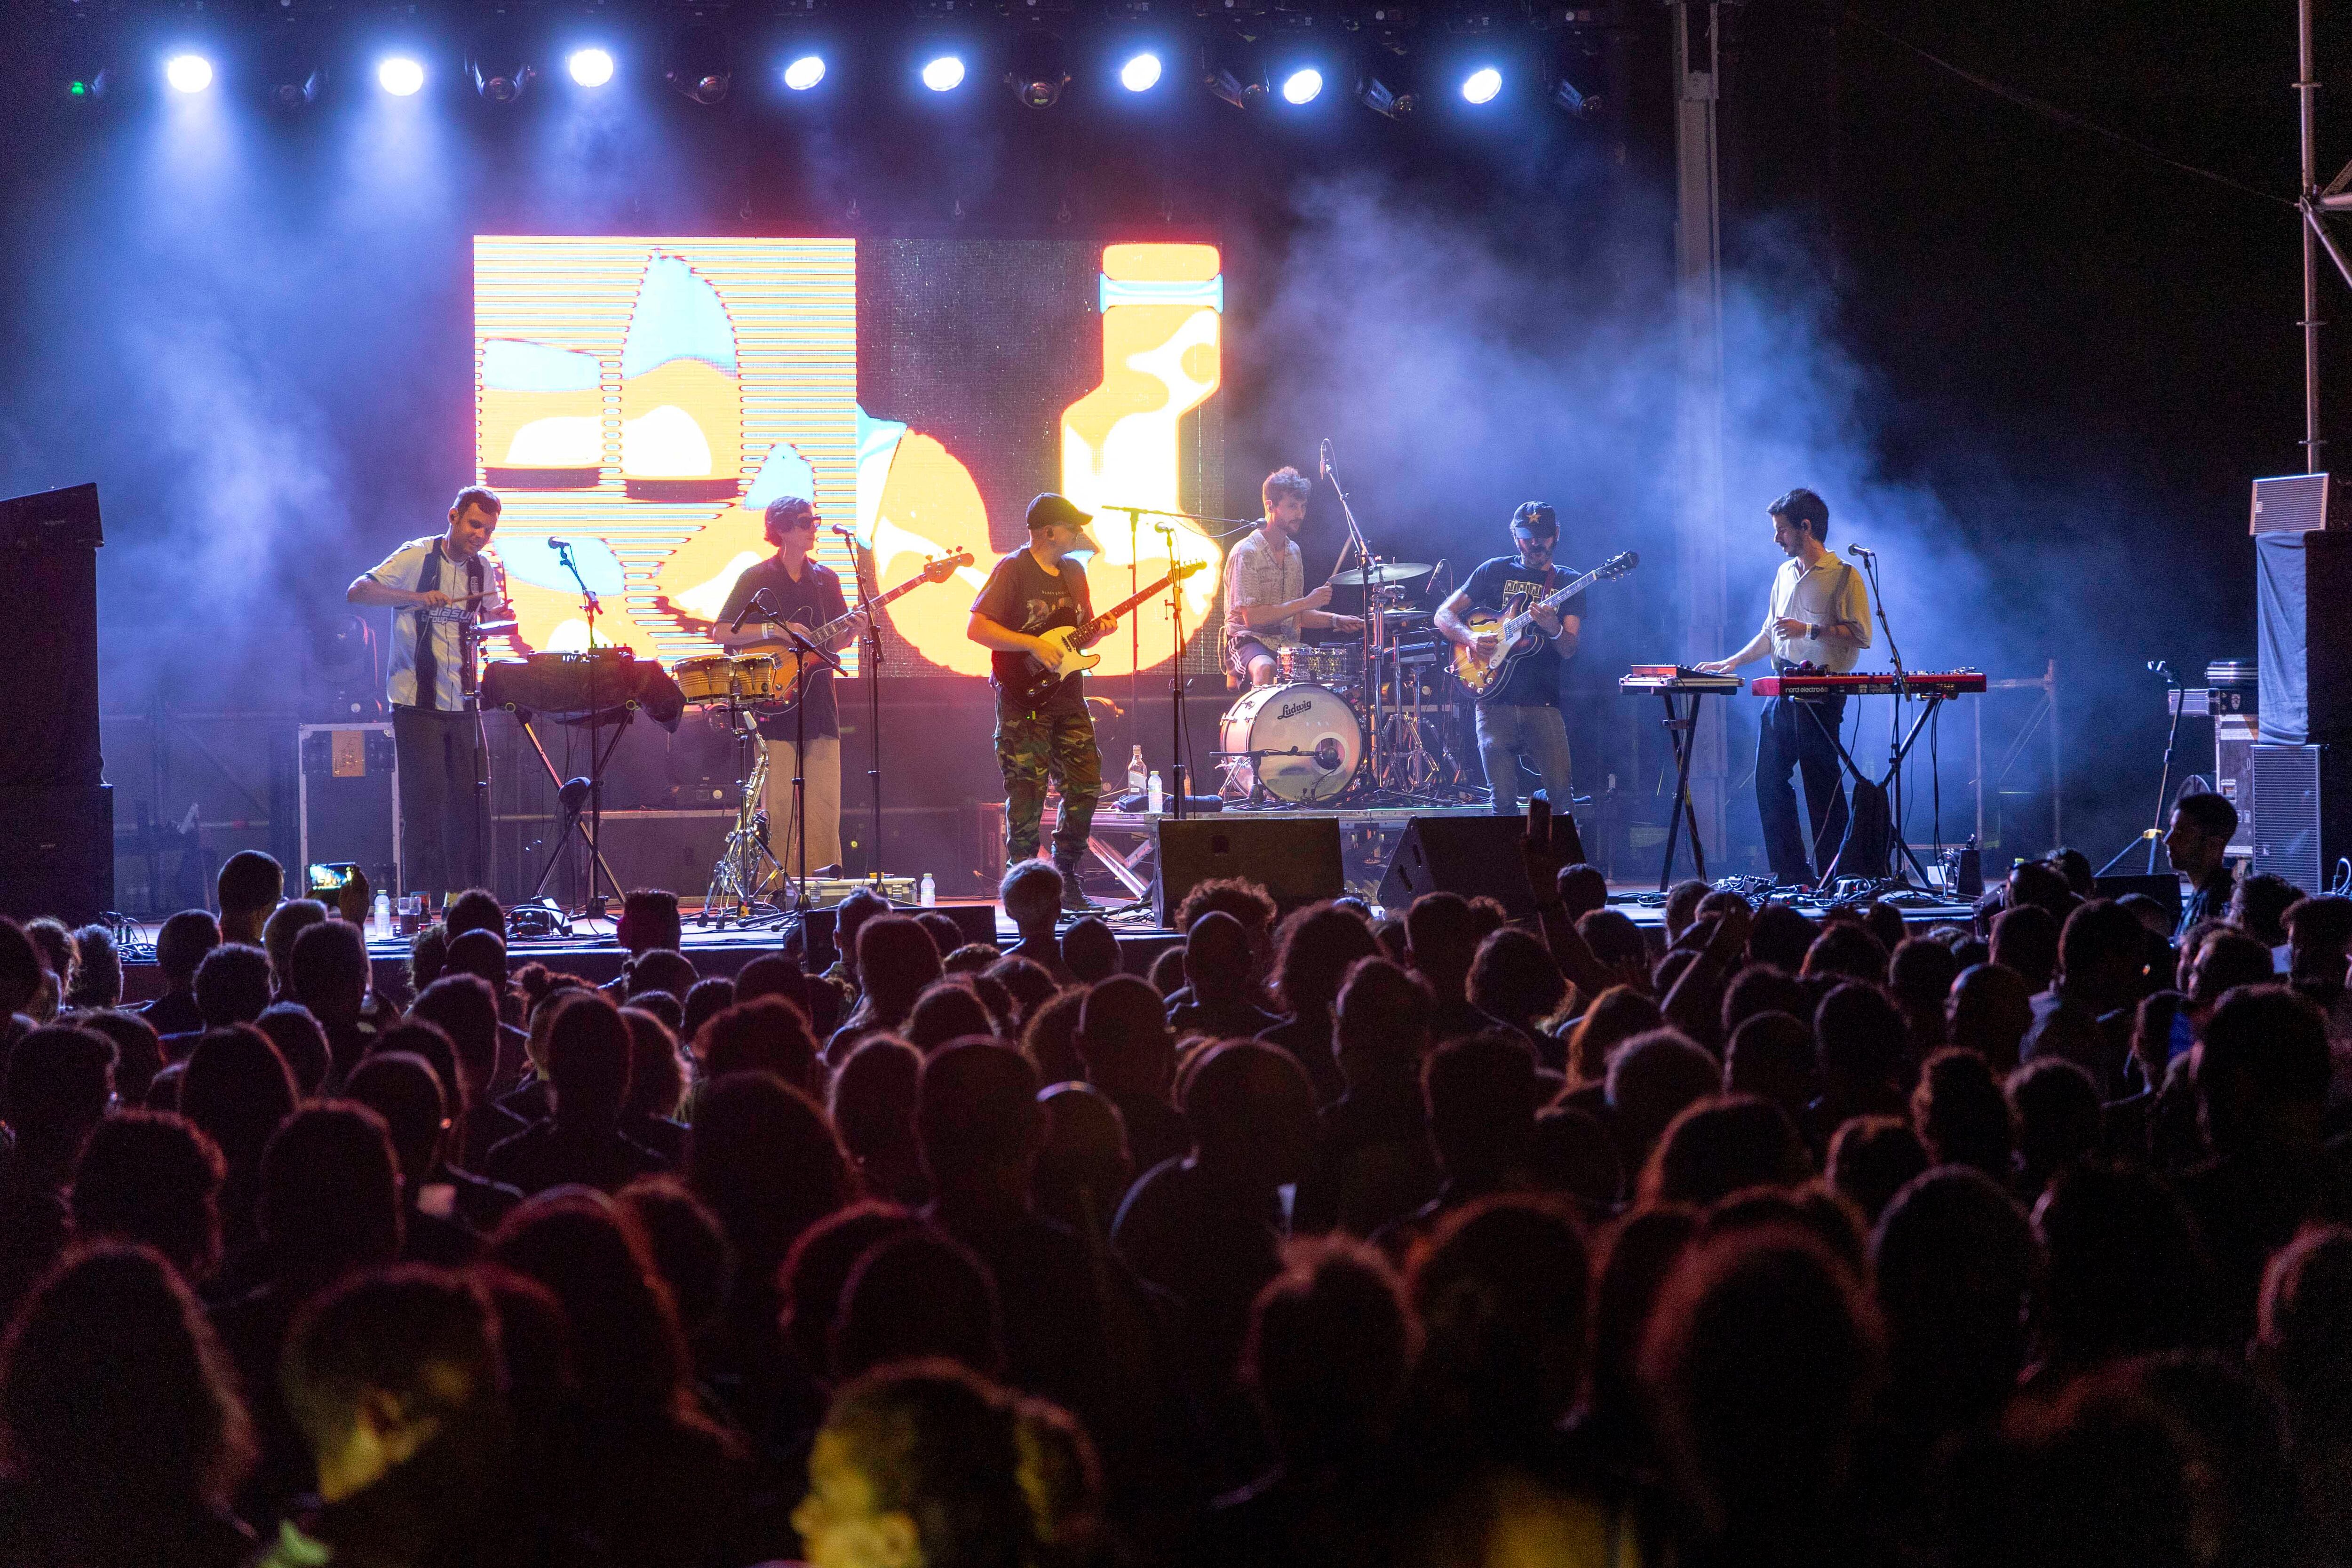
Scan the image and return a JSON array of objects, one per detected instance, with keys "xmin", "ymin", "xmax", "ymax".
[
  {"xmin": 1171, "ymin": 559, "xmax": 1208, "ymax": 581},
  {"xmin": 921, "ymin": 549, "xmax": 974, "ymax": 583},
  {"xmin": 1595, "ymin": 550, "xmax": 1639, "ymax": 581}
]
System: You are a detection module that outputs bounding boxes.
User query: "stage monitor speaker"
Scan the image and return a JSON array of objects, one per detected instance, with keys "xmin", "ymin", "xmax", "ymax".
[
  {"xmin": 2250, "ymin": 742, "xmax": 2352, "ymax": 895},
  {"xmin": 2093, "ymin": 873, "xmax": 2183, "ymax": 932},
  {"xmin": 1377, "ymin": 812, "xmax": 1582, "ymax": 920},
  {"xmin": 300, "ymin": 724, "xmax": 402, "ymax": 898},
  {"xmin": 934, "ymin": 901, "xmax": 1000, "ymax": 950},
  {"xmin": 1154, "ymin": 818, "xmax": 1343, "ymax": 928},
  {"xmin": 2256, "ymin": 533, "xmax": 2352, "ymax": 746},
  {"xmin": 0, "ymin": 785, "xmax": 114, "ymax": 924},
  {"xmin": 2251, "ymin": 472, "xmax": 2352, "ymax": 534},
  {"xmin": 0, "ymin": 485, "xmax": 102, "ymax": 790}
]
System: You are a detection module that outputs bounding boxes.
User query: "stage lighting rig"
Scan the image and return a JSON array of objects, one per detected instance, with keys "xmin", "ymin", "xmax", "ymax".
[
  {"xmin": 568, "ymin": 47, "xmax": 615, "ymax": 87},
  {"xmin": 920, "ymin": 52, "xmax": 967, "ymax": 90},
  {"xmin": 1356, "ymin": 70, "xmax": 1411, "ymax": 117},
  {"xmin": 165, "ymin": 52, "xmax": 215, "ymax": 94},
  {"xmin": 783, "ymin": 53, "xmax": 826, "ymax": 89},
  {"xmin": 664, "ymin": 20, "xmax": 731, "ymax": 103},
  {"xmin": 1277, "ymin": 64, "xmax": 1322, "ymax": 103},
  {"xmin": 1004, "ymin": 29, "xmax": 1068, "ymax": 107},
  {"xmin": 378, "ymin": 56, "xmax": 426, "ymax": 95},
  {"xmin": 471, "ymin": 57, "xmax": 535, "ymax": 100},
  {"xmin": 1118, "ymin": 49, "xmax": 1163, "ymax": 91},
  {"xmin": 1549, "ymin": 71, "xmax": 1596, "ymax": 115},
  {"xmin": 254, "ymin": 26, "xmax": 326, "ymax": 111},
  {"xmin": 1201, "ymin": 31, "xmax": 1264, "ymax": 108}
]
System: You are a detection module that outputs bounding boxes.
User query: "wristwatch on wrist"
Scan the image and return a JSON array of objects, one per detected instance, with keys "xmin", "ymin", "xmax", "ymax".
[{"xmin": 1806, "ymin": 621, "xmax": 1820, "ymax": 639}]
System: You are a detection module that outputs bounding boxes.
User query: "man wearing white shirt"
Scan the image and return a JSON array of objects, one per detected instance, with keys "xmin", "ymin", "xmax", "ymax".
[
  {"xmin": 348, "ymin": 486, "xmax": 511, "ymax": 901},
  {"xmin": 1695, "ymin": 487, "xmax": 1872, "ymax": 887}
]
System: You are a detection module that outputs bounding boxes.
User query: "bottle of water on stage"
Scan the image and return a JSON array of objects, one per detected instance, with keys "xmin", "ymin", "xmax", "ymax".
[
  {"xmin": 920, "ymin": 873, "xmax": 937, "ymax": 907},
  {"xmin": 1147, "ymin": 770, "xmax": 1164, "ymax": 814},
  {"xmin": 1128, "ymin": 745, "xmax": 1147, "ymax": 798},
  {"xmin": 372, "ymin": 891, "xmax": 392, "ymax": 942}
]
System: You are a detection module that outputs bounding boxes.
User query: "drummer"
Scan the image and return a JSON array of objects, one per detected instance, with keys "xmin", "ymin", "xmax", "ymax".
[
  {"xmin": 1224, "ymin": 466, "xmax": 1365, "ymax": 686},
  {"xmin": 713, "ymin": 496, "xmax": 866, "ymax": 877}
]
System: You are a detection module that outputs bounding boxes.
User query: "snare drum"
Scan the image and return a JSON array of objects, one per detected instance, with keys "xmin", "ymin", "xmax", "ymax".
[
  {"xmin": 1218, "ymin": 683, "xmax": 1365, "ymax": 803},
  {"xmin": 674, "ymin": 654, "xmax": 778, "ymax": 706},
  {"xmin": 1278, "ymin": 643, "xmax": 1363, "ymax": 689}
]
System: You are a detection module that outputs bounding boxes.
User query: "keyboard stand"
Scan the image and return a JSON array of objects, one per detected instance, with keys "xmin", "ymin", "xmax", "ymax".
[
  {"xmin": 1805, "ymin": 685, "xmax": 1954, "ymax": 889},
  {"xmin": 1654, "ymin": 688, "xmax": 1714, "ymax": 892}
]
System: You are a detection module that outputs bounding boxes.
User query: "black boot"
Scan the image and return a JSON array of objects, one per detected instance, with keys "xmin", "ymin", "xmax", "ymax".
[{"xmin": 1055, "ymin": 861, "xmax": 1094, "ymax": 912}]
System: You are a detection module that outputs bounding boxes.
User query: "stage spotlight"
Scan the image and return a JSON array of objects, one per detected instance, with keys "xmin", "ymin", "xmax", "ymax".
[
  {"xmin": 165, "ymin": 53, "xmax": 215, "ymax": 94},
  {"xmin": 665, "ymin": 22, "xmax": 730, "ymax": 104},
  {"xmin": 1357, "ymin": 73, "xmax": 1412, "ymax": 118},
  {"xmin": 1279, "ymin": 66, "xmax": 1323, "ymax": 104},
  {"xmin": 921, "ymin": 54, "xmax": 966, "ymax": 92},
  {"xmin": 66, "ymin": 70, "xmax": 110, "ymax": 101},
  {"xmin": 1006, "ymin": 31, "xmax": 1068, "ymax": 109},
  {"xmin": 471, "ymin": 59, "xmax": 532, "ymax": 102},
  {"xmin": 1120, "ymin": 51, "xmax": 1162, "ymax": 92},
  {"xmin": 784, "ymin": 54, "xmax": 826, "ymax": 90},
  {"xmin": 1550, "ymin": 73, "xmax": 1596, "ymax": 116},
  {"xmin": 1460, "ymin": 65, "xmax": 1500, "ymax": 103},
  {"xmin": 378, "ymin": 56, "xmax": 426, "ymax": 96},
  {"xmin": 567, "ymin": 48, "xmax": 615, "ymax": 88}
]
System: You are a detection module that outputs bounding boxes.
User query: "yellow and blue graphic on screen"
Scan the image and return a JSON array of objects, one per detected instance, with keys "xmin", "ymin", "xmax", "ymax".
[{"xmin": 472, "ymin": 238, "xmax": 1223, "ymax": 677}]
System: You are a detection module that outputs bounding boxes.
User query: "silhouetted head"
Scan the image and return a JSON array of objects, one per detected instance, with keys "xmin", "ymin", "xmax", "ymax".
[
  {"xmin": 689, "ymin": 1071, "xmax": 850, "ymax": 1278},
  {"xmin": 443, "ymin": 888, "xmax": 503, "ymax": 940},
  {"xmin": 919, "ymin": 1042, "xmax": 1043, "ymax": 1200},
  {"xmin": 1181, "ymin": 911, "xmax": 1255, "ymax": 1007},
  {"xmin": 1404, "ymin": 892, "xmax": 1482, "ymax": 1001},
  {"xmin": 1423, "ymin": 1030, "xmax": 1540, "ymax": 1186},
  {"xmin": 259, "ymin": 1101, "xmax": 403, "ymax": 1283},
  {"xmin": 833, "ymin": 1228, "xmax": 1006, "ymax": 1382},
  {"xmin": 1060, "ymin": 917, "xmax": 1120, "ymax": 985},
  {"xmin": 697, "ymin": 993, "xmax": 822, "ymax": 1092},
  {"xmin": 1469, "ymin": 927, "xmax": 1567, "ymax": 1034},
  {"xmin": 1407, "ymin": 1196, "xmax": 1590, "ymax": 1455},
  {"xmin": 858, "ymin": 915, "xmax": 946, "ymax": 1027},
  {"xmin": 1033, "ymin": 1082, "xmax": 1131, "ymax": 1236},
  {"xmin": 70, "ymin": 1110, "xmax": 225, "ymax": 1282},
  {"xmin": 1815, "ymin": 982, "xmax": 1908, "ymax": 1099},
  {"xmin": 2008, "ymin": 1057, "xmax": 2103, "ymax": 1194},
  {"xmin": 289, "ymin": 918, "xmax": 371, "ymax": 1025},
  {"xmin": 781, "ymin": 1202, "xmax": 923, "ymax": 1377},
  {"xmin": 1990, "ymin": 904, "xmax": 2060, "ymax": 995},
  {"xmin": 1271, "ymin": 902, "xmax": 1382, "ymax": 1020},
  {"xmin": 1566, "ymin": 985, "xmax": 1665, "ymax": 1085},
  {"xmin": 442, "ymin": 928, "xmax": 509, "ymax": 991},
  {"xmin": 1825, "ymin": 1114, "xmax": 1930, "ymax": 1226},
  {"xmin": 1948, "ymin": 962, "xmax": 2035, "ymax": 1074},
  {"xmin": 153, "ymin": 910, "xmax": 222, "ymax": 992},
  {"xmin": 1641, "ymin": 1095, "xmax": 1812, "ymax": 1207},
  {"xmin": 1075, "ymin": 974, "xmax": 1176, "ymax": 1099},
  {"xmin": 907, "ymin": 980, "xmax": 1001, "ymax": 1054},
  {"xmin": 0, "ymin": 1241, "xmax": 252, "ymax": 1513},
  {"xmin": 1605, "ymin": 1028, "xmax": 1721, "ymax": 1174},
  {"xmin": 1804, "ymin": 923, "xmax": 1890, "ymax": 986},
  {"xmin": 999, "ymin": 860, "xmax": 1063, "ymax": 934},
  {"xmin": 614, "ymin": 1174, "xmax": 731, "ymax": 1341},
  {"xmin": 617, "ymin": 889, "xmax": 683, "ymax": 957},
  {"xmin": 1724, "ymin": 1011, "xmax": 1815, "ymax": 1127},
  {"xmin": 2034, "ymin": 1161, "xmax": 2210, "ymax": 1370},
  {"xmin": 1872, "ymin": 1165, "xmax": 2034, "ymax": 1428},
  {"xmin": 545, "ymin": 991, "xmax": 632, "ymax": 1130},
  {"xmin": 1183, "ymin": 1041, "xmax": 1318, "ymax": 1189},
  {"xmin": 1912, "ymin": 1047, "xmax": 2014, "ymax": 1181},
  {"xmin": 215, "ymin": 850, "xmax": 284, "ymax": 943},
  {"xmin": 1245, "ymin": 1237, "xmax": 1418, "ymax": 1465},
  {"xmin": 1333, "ymin": 957, "xmax": 1435, "ymax": 1084},
  {"xmin": 409, "ymin": 974, "xmax": 499, "ymax": 1106},
  {"xmin": 178, "ymin": 1025, "xmax": 297, "ymax": 1223},
  {"xmin": 2197, "ymin": 983, "xmax": 2330, "ymax": 1153},
  {"xmin": 254, "ymin": 1002, "xmax": 330, "ymax": 1096}
]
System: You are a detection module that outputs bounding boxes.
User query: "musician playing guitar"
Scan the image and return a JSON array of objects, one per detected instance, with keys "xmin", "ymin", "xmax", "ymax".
[
  {"xmin": 1435, "ymin": 502, "xmax": 1581, "ymax": 817},
  {"xmin": 966, "ymin": 494, "xmax": 1106, "ymax": 911},
  {"xmin": 712, "ymin": 496, "xmax": 868, "ymax": 877},
  {"xmin": 1692, "ymin": 486, "xmax": 1872, "ymax": 889}
]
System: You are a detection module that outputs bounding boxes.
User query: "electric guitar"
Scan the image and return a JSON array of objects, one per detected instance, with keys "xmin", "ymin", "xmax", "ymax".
[
  {"xmin": 1451, "ymin": 550, "xmax": 1640, "ymax": 699},
  {"xmin": 1007, "ymin": 559, "xmax": 1209, "ymax": 708},
  {"xmin": 740, "ymin": 549, "xmax": 972, "ymax": 713}
]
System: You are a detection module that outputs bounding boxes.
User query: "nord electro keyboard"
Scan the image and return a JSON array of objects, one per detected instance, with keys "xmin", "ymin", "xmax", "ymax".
[
  {"xmin": 1620, "ymin": 665, "xmax": 1744, "ymax": 694},
  {"xmin": 1749, "ymin": 670, "xmax": 1988, "ymax": 699}
]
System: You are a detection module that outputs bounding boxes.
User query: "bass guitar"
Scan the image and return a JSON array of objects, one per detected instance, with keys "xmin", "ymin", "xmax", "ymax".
[
  {"xmin": 1007, "ymin": 559, "xmax": 1209, "ymax": 708},
  {"xmin": 1451, "ymin": 550, "xmax": 1639, "ymax": 699},
  {"xmin": 741, "ymin": 549, "xmax": 973, "ymax": 713}
]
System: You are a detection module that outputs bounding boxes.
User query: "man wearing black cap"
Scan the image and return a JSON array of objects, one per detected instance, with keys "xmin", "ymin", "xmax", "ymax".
[
  {"xmin": 968, "ymin": 494, "xmax": 1104, "ymax": 909},
  {"xmin": 1434, "ymin": 501, "xmax": 1582, "ymax": 817}
]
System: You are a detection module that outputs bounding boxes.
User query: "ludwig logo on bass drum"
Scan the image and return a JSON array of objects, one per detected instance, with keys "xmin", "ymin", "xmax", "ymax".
[{"xmin": 1278, "ymin": 698, "xmax": 1316, "ymax": 720}]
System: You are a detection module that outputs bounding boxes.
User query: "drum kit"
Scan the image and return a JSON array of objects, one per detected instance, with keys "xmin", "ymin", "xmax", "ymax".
[
  {"xmin": 670, "ymin": 651, "xmax": 794, "ymax": 920},
  {"xmin": 1213, "ymin": 558, "xmax": 1482, "ymax": 806}
]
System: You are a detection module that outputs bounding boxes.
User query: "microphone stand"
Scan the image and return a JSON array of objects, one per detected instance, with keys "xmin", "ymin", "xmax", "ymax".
[
  {"xmin": 551, "ymin": 541, "xmax": 611, "ymax": 917},
  {"xmin": 1094, "ymin": 504, "xmax": 1259, "ymax": 808},
  {"xmin": 1321, "ymin": 451, "xmax": 1384, "ymax": 796},
  {"xmin": 847, "ymin": 543, "xmax": 887, "ymax": 891},
  {"xmin": 2098, "ymin": 663, "xmax": 2185, "ymax": 876},
  {"xmin": 1149, "ymin": 521, "xmax": 1191, "ymax": 820}
]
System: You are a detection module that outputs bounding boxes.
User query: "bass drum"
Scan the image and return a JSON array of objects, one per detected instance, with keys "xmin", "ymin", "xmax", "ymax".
[{"xmin": 1219, "ymin": 683, "xmax": 1364, "ymax": 804}]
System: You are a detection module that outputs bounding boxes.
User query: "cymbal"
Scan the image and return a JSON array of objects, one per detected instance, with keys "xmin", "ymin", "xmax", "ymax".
[{"xmin": 1329, "ymin": 561, "xmax": 1433, "ymax": 586}]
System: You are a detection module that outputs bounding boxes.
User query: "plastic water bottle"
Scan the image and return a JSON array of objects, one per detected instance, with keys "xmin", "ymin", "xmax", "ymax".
[
  {"xmin": 1128, "ymin": 745, "xmax": 1147, "ymax": 799},
  {"xmin": 919, "ymin": 872, "xmax": 937, "ymax": 907},
  {"xmin": 1146, "ymin": 769, "xmax": 1164, "ymax": 814},
  {"xmin": 372, "ymin": 891, "xmax": 392, "ymax": 942}
]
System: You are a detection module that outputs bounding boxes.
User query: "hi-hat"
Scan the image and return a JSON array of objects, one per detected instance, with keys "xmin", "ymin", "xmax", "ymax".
[{"xmin": 1329, "ymin": 561, "xmax": 1433, "ymax": 585}]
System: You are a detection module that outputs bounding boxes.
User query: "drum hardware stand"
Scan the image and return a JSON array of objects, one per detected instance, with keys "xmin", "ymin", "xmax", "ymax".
[
  {"xmin": 699, "ymin": 693, "xmax": 787, "ymax": 928},
  {"xmin": 1321, "ymin": 442, "xmax": 1390, "ymax": 800}
]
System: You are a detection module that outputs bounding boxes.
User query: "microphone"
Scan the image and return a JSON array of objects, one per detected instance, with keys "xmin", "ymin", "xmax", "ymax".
[
  {"xmin": 547, "ymin": 537, "xmax": 572, "ymax": 551},
  {"xmin": 1845, "ymin": 544, "xmax": 1875, "ymax": 560},
  {"xmin": 1432, "ymin": 558, "xmax": 1449, "ymax": 587},
  {"xmin": 728, "ymin": 589, "xmax": 770, "ymax": 634},
  {"xmin": 1319, "ymin": 439, "xmax": 1332, "ymax": 484},
  {"xmin": 828, "ymin": 525, "xmax": 858, "ymax": 541}
]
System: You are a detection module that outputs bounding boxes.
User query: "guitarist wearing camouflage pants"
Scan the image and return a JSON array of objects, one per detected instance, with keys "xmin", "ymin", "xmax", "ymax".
[
  {"xmin": 968, "ymin": 494, "xmax": 1105, "ymax": 910},
  {"xmin": 1434, "ymin": 502, "xmax": 1583, "ymax": 816}
]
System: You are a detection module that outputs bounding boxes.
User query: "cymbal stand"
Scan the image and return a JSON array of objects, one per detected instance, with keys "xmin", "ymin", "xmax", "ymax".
[
  {"xmin": 699, "ymin": 695, "xmax": 785, "ymax": 927},
  {"xmin": 1322, "ymin": 449, "xmax": 1388, "ymax": 795}
]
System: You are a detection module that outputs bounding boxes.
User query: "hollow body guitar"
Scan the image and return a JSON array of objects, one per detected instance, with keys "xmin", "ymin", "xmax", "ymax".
[
  {"xmin": 1451, "ymin": 551, "xmax": 1640, "ymax": 699},
  {"xmin": 736, "ymin": 549, "xmax": 972, "ymax": 714},
  {"xmin": 1008, "ymin": 560, "xmax": 1208, "ymax": 709}
]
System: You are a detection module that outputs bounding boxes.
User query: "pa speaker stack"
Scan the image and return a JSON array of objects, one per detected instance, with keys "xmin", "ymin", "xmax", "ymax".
[
  {"xmin": 2250, "ymin": 474, "xmax": 2352, "ymax": 892},
  {"xmin": 0, "ymin": 485, "xmax": 110, "ymax": 923}
]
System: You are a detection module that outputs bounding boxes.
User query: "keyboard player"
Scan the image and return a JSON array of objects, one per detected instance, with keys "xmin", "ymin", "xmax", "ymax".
[{"xmin": 1692, "ymin": 487, "xmax": 1872, "ymax": 888}]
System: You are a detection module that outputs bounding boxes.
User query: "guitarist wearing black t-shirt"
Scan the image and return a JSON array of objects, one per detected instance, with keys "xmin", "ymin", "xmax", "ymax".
[
  {"xmin": 1433, "ymin": 501, "xmax": 1583, "ymax": 816},
  {"xmin": 968, "ymin": 494, "xmax": 1104, "ymax": 909}
]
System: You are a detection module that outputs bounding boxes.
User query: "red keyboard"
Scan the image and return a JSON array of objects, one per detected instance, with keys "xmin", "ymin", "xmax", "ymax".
[{"xmin": 1749, "ymin": 670, "xmax": 1988, "ymax": 698}]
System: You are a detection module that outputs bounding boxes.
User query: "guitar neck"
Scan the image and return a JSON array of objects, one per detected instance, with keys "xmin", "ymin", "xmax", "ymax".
[
  {"xmin": 1083, "ymin": 572, "xmax": 1184, "ymax": 635},
  {"xmin": 798, "ymin": 565, "xmax": 951, "ymax": 644},
  {"xmin": 1535, "ymin": 569, "xmax": 1601, "ymax": 614}
]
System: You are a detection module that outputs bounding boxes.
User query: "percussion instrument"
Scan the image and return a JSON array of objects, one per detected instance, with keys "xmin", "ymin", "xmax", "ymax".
[
  {"xmin": 674, "ymin": 653, "xmax": 779, "ymax": 707},
  {"xmin": 482, "ymin": 650, "xmax": 686, "ymax": 731},
  {"xmin": 1217, "ymin": 683, "xmax": 1366, "ymax": 804},
  {"xmin": 1278, "ymin": 643, "xmax": 1364, "ymax": 688},
  {"xmin": 1748, "ymin": 670, "xmax": 1987, "ymax": 699},
  {"xmin": 1328, "ymin": 561, "xmax": 1434, "ymax": 586}
]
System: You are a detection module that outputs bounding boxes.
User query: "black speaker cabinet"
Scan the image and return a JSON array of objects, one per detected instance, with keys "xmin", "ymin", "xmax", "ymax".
[
  {"xmin": 1377, "ymin": 812, "xmax": 1584, "ymax": 920},
  {"xmin": 2256, "ymin": 533, "xmax": 2352, "ymax": 746},
  {"xmin": 933, "ymin": 901, "xmax": 1000, "ymax": 950},
  {"xmin": 0, "ymin": 484, "xmax": 102, "ymax": 790},
  {"xmin": 300, "ymin": 724, "xmax": 402, "ymax": 898},
  {"xmin": 1154, "ymin": 817, "xmax": 1344, "ymax": 928},
  {"xmin": 2250, "ymin": 743, "xmax": 2352, "ymax": 895},
  {"xmin": 0, "ymin": 784, "xmax": 115, "ymax": 924}
]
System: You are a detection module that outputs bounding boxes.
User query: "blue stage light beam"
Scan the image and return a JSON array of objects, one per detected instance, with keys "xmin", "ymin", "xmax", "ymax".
[
  {"xmin": 784, "ymin": 54, "xmax": 826, "ymax": 91},
  {"xmin": 379, "ymin": 56, "xmax": 426, "ymax": 96},
  {"xmin": 166, "ymin": 54, "xmax": 215, "ymax": 94},
  {"xmin": 1120, "ymin": 51, "xmax": 1162, "ymax": 92},
  {"xmin": 1279, "ymin": 66, "xmax": 1323, "ymax": 105},
  {"xmin": 568, "ymin": 48, "xmax": 615, "ymax": 88},
  {"xmin": 921, "ymin": 54, "xmax": 966, "ymax": 92}
]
